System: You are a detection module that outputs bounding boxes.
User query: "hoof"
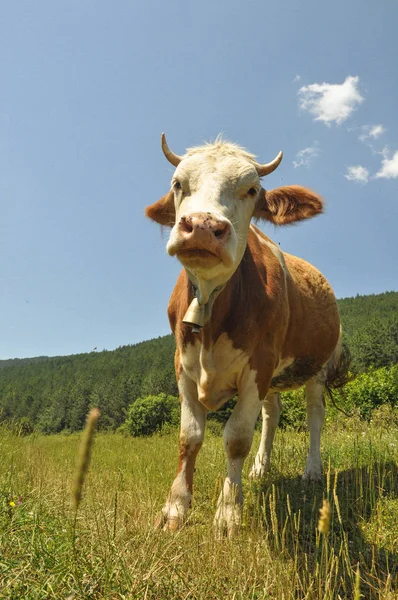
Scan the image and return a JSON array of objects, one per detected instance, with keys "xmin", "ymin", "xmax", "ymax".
[
  {"xmin": 154, "ymin": 507, "xmax": 185, "ymax": 532},
  {"xmin": 249, "ymin": 457, "xmax": 270, "ymax": 480},
  {"xmin": 303, "ymin": 456, "xmax": 323, "ymax": 483},
  {"xmin": 249, "ymin": 464, "xmax": 269, "ymax": 480},
  {"xmin": 302, "ymin": 470, "xmax": 323, "ymax": 483},
  {"xmin": 213, "ymin": 503, "xmax": 242, "ymax": 539}
]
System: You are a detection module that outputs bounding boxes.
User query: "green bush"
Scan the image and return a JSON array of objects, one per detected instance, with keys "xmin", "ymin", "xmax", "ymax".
[
  {"xmin": 124, "ymin": 394, "xmax": 180, "ymax": 436},
  {"xmin": 332, "ymin": 364, "xmax": 398, "ymax": 420},
  {"xmin": 276, "ymin": 365, "xmax": 398, "ymax": 428},
  {"xmin": 279, "ymin": 389, "xmax": 307, "ymax": 430},
  {"xmin": 370, "ymin": 403, "xmax": 398, "ymax": 428}
]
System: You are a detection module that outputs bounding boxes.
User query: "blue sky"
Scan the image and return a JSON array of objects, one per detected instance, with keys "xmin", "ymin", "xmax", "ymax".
[{"xmin": 1, "ymin": 0, "xmax": 397, "ymax": 359}]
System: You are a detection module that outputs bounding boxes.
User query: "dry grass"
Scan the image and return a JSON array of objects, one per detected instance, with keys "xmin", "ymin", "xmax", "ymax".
[{"xmin": 0, "ymin": 419, "xmax": 397, "ymax": 599}]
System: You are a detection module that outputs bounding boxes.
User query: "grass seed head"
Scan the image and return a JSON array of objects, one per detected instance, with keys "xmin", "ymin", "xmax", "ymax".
[
  {"xmin": 72, "ymin": 407, "xmax": 100, "ymax": 510},
  {"xmin": 318, "ymin": 499, "xmax": 331, "ymax": 535}
]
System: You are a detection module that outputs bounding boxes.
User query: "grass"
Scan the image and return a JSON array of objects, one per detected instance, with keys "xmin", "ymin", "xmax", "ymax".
[{"xmin": 0, "ymin": 418, "xmax": 397, "ymax": 599}]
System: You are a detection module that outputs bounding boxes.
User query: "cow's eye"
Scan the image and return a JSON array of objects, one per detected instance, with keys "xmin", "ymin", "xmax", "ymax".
[
  {"xmin": 247, "ymin": 187, "xmax": 257, "ymax": 197},
  {"xmin": 173, "ymin": 181, "xmax": 182, "ymax": 190}
]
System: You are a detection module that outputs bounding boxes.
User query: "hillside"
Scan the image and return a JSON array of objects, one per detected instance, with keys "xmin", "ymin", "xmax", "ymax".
[
  {"xmin": 338, "ymin": 291, "xmax": 398, "ymax": 371},
  {"xmin": 0, "ymin": 291, "xmax": 397, "ymax": 433},
  {"xmin": 338, "ymin": 291, "xmax": 398, "ymax": 337}
]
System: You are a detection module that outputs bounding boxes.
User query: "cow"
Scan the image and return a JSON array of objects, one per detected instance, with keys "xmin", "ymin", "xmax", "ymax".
[{"xmin": 145, "ymin": 134, "xmax": 349, "ymax": 537}]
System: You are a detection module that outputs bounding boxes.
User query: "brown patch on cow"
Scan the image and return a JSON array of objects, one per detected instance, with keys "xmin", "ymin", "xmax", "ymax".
[
  {"xmin": 227, "ymin": 437, "xmax": 251, "ymax": 460},
  {"xmin": 145, "ymin": 191, "xmax": 175, "ymax": 226},
  {"xmin": 174, "ymin": 352, "xmax": 183, "ymax": 379},
  {"xmin": 280, "ymin": 252, "xmax": 340, "ymax": 370},
  {"xmin": 270, "ymin": 356, "xmax": 322, "ymax": 390},
  {"xmin": 254, "ymin": 186, "xmax": 323, "ymax": 225},
  {"xmin": 168, "ymin": 272, "xmax": 199, "ymax": 349},
  {"xmin": 194, "ymin": 227, "xmax": 288, "ymax": 357},
  {"xmin": 177, "ymin": 440, "xmax": 202, "ymax": 495}
]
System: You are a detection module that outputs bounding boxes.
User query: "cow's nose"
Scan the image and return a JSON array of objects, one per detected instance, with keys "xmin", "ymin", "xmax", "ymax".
[{"xmin": 179, "ymin": 212, "xmax": 230, "ymax": 242}]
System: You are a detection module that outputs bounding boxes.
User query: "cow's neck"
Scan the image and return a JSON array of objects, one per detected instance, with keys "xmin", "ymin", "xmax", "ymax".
[
  {"xmin": 182, "ymin": 254, "xmax": 247, "ymax": 342},
  {"xmin": 181, "ymin": 231, "xmax": 259, "ymax": 342},
  {"xmin": 182, "ymin": 274, "xmax": 227, "ymax": 333},
  {"xmin": 180, "ymin": 227, "xmax": 255, "ymax": 333},
  {"xmin": 185, "ymin": 269, "xmax": 230, "ymax": 305},
  {"xmin": 201, "ymin": 237, "xmax": 259, "ymax": 342}
]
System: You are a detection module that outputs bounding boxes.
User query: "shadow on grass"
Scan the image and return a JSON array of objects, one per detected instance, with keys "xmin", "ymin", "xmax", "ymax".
[{"xmin": 248, "ymin": 460, "xmax": 398, "ymax": 598}]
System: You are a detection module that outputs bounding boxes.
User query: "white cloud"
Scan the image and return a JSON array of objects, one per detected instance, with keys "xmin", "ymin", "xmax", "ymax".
[
  {"xmin": 368, "ymin": 124, "xmax": 385, "ymax": 138},
  {"xmin": 379, "ymin": 146, "xmax": 390, "ymax": 159},
  {"xmin": 293, "ymin": 145, "xmax": 320, "ymax": 168},
  {"xmin": 359, "ymin": 124, "xmax": 386, "ymax": 142},
  {"xmin": 293, "ymin": 75, "xmax": 301, "ymax": 83},
  {"xmin": 345, "ymin": 165, "xmax": 369, "ymax": 184},
  {"xmin": 375, "ymin": 150, "xmax": 398, "ymax": 179},
  {"xmin": 298, "ymin": 75, "xmax": 364, "ymax": 126}
]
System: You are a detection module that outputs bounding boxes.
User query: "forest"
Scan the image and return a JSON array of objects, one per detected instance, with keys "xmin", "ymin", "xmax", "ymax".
[{"xmin": 0, "ymin": 291, "xmax": 397, "ymax": 434}]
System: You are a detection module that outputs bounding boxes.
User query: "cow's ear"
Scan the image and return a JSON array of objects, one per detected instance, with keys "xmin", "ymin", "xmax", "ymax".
[
  {"xmin": 145, "ymin": 191, "xmax": 175, "ymax": 226},
  {"xmin": 254, "ymin": 186, "xmax": 323, "ymax": 225}
]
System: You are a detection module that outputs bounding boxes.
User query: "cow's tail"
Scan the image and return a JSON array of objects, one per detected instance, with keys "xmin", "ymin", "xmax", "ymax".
[{"xmin": 325, "ymin": 328, "xmax": 353, "ymax": 416}]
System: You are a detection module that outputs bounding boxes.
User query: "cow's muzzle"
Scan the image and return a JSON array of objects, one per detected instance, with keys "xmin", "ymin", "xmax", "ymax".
[
  {"xmin": 179, "ymin": 212, "xmax": 230, "ymax": 242},
  {"xmin": 168, "ymin": 212, "xmax": 232, "ymax": 266}
]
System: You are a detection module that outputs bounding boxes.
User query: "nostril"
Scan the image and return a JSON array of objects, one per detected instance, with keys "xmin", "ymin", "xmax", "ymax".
[
  {"xmin": 180, "ymin": 217, "xmax": 193, "ymax": 234},
  {"xmin": 214, "ymin": 223, "xmax": 228, "ymax": 239}
]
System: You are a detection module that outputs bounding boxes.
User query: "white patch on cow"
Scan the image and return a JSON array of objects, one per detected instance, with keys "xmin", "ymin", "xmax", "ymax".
[
  {"xmin": 182, "ymin": 330, "xmax": 293, "ymax": 407},
  {"xmin": 181, "ymin": 333, "xmax": 251, "ymax": 411}
]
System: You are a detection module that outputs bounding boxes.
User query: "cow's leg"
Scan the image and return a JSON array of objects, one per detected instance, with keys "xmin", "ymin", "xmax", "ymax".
[
  {"xmin": 156, "ymin": 373, "xmax": 206, "ymax": 531},
  {"xmin": 214, "ymin": 373, "xmax": 263, "ymax": 538},
  {"xmin": 303, "ymin": 370, "xmax": 326, "ymax": 482},
  {"xmin": 249, "ymin": 392, "xmax": 282, "ymax": 479}
]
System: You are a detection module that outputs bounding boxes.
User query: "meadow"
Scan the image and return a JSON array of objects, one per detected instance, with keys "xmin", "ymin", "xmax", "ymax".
[{"xmin": 0, "ymin": 415, "xmax": 397, "ymax": 599}]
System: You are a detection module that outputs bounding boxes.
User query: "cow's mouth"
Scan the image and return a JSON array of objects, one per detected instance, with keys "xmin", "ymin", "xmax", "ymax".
[{"xmin": 176, "ymin": 248, "xmax": 220, "ymax": 267}]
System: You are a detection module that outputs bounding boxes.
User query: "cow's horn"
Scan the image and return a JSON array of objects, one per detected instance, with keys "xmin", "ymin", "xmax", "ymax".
[
  {"xmin": 255, "ymin": 151, "xmax": 283, "ymax": 177},
  {"xmin": 161, "ymin": 133, "xmax": 182, "ymax": 167}
]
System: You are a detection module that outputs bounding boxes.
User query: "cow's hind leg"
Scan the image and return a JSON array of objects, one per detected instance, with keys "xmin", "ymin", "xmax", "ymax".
[
  {"xmin": 249, "ymin": 392, "xmax": 282, "ymax": 479},
  {"xmin": 155, "ymin": 373, "xmax": 206, "ymax": 531},
  {"xmin": 303, "ymin": 369, "xmax": 326, "ymax": 482}
]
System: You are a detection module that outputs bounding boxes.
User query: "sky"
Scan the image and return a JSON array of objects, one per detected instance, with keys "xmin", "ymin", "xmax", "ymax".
[{"xmin": 1, "ymin": 0, "xmax": 397, "ymax": 359}]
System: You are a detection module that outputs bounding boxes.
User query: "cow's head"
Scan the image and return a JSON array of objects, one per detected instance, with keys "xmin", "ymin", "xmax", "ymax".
[{"xmin": 146, "ymin": 134, "xmax": 323, "ymax": 306}]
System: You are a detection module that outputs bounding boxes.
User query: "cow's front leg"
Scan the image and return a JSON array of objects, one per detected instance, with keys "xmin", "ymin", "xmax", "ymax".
[
  {"xmin": 156, "ymin": 373, "xmax": 206, "ymax": 531},
  {"xmin": 214, "ymin": 373, "xmax": 263, "ymax": 538}
]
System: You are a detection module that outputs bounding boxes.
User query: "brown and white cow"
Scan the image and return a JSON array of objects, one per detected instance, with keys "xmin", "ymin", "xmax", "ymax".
[{"xmin": 146, "ymin": 134, "xmax": 347, "ymax": 537}]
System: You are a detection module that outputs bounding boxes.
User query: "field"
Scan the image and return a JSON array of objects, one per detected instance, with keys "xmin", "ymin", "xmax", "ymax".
[{"xmin": 1, "ymin": 417, "xmax": 397, "ymax": 599}]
